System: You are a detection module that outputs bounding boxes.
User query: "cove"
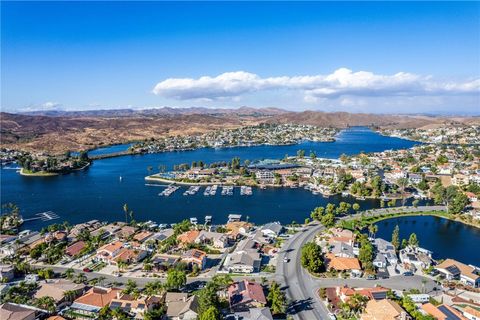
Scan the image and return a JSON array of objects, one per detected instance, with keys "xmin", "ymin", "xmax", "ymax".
[
  {"xmin": 373, "ymin": 215, "xmax": 480, "ymax": 266},
  {"xmin": 1, "ymin": 127, "xmax": 419, "ymax": 230}
]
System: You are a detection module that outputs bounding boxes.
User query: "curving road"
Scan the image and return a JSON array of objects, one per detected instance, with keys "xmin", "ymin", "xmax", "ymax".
[{"xmin": 276, "ymin": 206, "xmax": 443, "ymax": 320}]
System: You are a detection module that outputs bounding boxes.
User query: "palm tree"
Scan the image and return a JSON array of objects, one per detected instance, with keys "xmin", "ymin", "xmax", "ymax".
[
  {"xmin": 63, "ymin": 290, "xmax": 77, "ymax": 303},
  {"xmin": 123, "ymin": 204, "xmax": 129, "ymax": 224},
  {"xmin": 63, "ymin": 268, "xmax": 75, "ymax": 280},
  {"xmin": 368, "ymin": 225, "xmax": 375, "ymax": 238}
]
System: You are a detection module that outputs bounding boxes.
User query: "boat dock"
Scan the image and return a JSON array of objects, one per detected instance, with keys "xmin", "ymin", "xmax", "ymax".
[
  {"xmin": 240, "ymin": 186, "xmax": 252, "ymax": 196},
  {"xmin": 159, "ymin": 185, "xmax": 180, "ymax": 196},
  {"xmin": 23, "ymin": 211, "xmax": 60, "ymax": 222}
]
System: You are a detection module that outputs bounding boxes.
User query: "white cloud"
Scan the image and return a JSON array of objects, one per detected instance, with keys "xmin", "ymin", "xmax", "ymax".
[
  {"xmin": 40, "ymin": 101, "xmax": 62, "ymax": 109},
  {"xmin": 152, "ymin": 68, "xmax": 479, "ymax": 102}
]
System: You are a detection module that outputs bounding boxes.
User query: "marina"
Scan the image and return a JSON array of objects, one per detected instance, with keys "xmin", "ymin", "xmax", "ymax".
[{"xmin": 159, "ymin": 185, "xmax": 180, "ymax": 196}]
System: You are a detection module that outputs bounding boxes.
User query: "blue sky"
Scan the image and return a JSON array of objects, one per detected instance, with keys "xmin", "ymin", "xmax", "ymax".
[{"xmin": 2, "ymin": 1, "xmax": 479, "ymax": 114}]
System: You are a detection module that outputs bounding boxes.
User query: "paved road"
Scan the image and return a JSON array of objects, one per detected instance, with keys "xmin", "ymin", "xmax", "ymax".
[{"xmin": 276, "ymin": 206, "xmax": 444, "ymax": 320}]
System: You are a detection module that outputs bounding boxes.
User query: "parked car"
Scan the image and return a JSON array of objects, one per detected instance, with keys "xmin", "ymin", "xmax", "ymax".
[
  {"xmin": 366, "ymin": 274, "xmax": 377, "ymax": 280},
  {"xmin": 403, "ymin": 271, "xmax": 414, "ymax": 276},
  {"xmin": 283, "ymin": 257, "xmax": 290, "ymax": 263},
  {"xmin": 82, "ymin": 267, "xmax": 92, "ymax": 273}
]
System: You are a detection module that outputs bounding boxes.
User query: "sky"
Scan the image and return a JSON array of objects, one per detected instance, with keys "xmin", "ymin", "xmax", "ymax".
[{"xmin": 1, "ymin": 1, "xmax": 479, "ymax": 114}]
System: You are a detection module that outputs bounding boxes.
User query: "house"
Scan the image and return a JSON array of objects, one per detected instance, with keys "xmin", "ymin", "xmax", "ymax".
[
  {"xmin": 109, "ymin": 293, "xmax": 163, "ymax": 319},
  {"xmin": 329, "ymin": 228, "xmax": 356, "ymax": 246},
  {"xmin": 400, "ymin": 246, "xmax": 433, "ymax": 271},
  {"xmin": 228, "ymin": 307, "xmax": 274, "ymax": 320},
  {"xmin": 409, "ymin": 173, "xmax": 423, "ymax": 184},
  {"xmin": 330, "ymin": 242, "xmax": 356, "ymax": 258},
  {"xmin": 373, "ymin": 238, "xmax": 398, "ymax": 266},
  {"xmin": 465, "ymin": 192, "xmax": 478, "ymax": 203},
  {"xmin": 325, "ymin": 253, "xmax": 362, "ymax": 275},
  {"xmin": 151, "ymin": 228, "xmax": 174, "ymax": 242},
  {"xmin": 195, "ymin": 230, "xmax": 229, "ymax": 249},
  {"xmin": 116, "ymin": 226, "xmax": 137, "ymax": 239},
  {"xmin": 65, "ymin": 241, "xmax": 87, "ymax": 257},
  {"xmin": 463, "ymin": 306, "xmax": 480, "ymax": 320},
  {"xmin": 96, "ymin": 241, "xmax": 124, "ymax": 264},
  {"xmin": 70, "ymin": 287, "xmax": 122, "ymax": 318},
  {"xmin": 226, "ymin": 221, "xmax": 252, "ymax": 239},
  {"xmin": 435, "ymin": 259, "xmax": 480, "ymax": 287},
  {"xmin": 181, "ymin": 249, "xmax": 207, "ymax": 270},
  {"xmin": 0, "ymin": 303, "xmax": 36, "ymax": 320},
  {"xmin": 452, "ymin": 174, "xmax": 470, "ymax": 186},
  {"xmin": 35, "ymin": 279, "xmax": 85, "ymax": 305},
  {"xmin": 133, "ymin": 231, "xmax": 153, "ymax": 243},
  {"xmin": 177, "ymin": 230, "xmax": 200, "ymax": 247},
  {"xmin": 164, "ymin": 293, "xmax": 199, "ymax": 320},
  {"xmin": 407, "ymin": 294, "xmax": 430, "ymax": 303},
  {"xmin": 255, "ymin": 170, "xmax": 275, "ymax": 184},
  {"xmin": 228, "ymin": 280, "xmax": 267, "ymax": 311},
  {"xmin": 223, "ymin": 250, "xmax": 262, "ymax": 274},
  {"xmin": 337, "ymin": 286, "xmax": 389, "ymax": 303},
  {"xmin": 151, "ymin": 254, "xmax": 179, "ymax": 272},
  {"xmin": 0, "ymin": 264, "xmax": 14, "ymax": 282},
  {"xmin": 360, "ymin": 299, "xmax": 410, "ymax": 320},
  {"xmin": 260, "ymin": 222, "xmax": 283, "ymax": 238},
  {"xmin": 113, "ymin": 247, "xmax": 148, "ymax": 265},
  {"xmin": 421, "ymin": 303, "xmax": 466, "ymax": 320}
]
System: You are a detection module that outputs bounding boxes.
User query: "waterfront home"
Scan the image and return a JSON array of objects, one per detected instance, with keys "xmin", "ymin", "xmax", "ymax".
[
  {"xmin": 360, "ymin": 299, "xmax": 410, "ymax": 320},
  {"xmin": 65, "ymin": 241, "xmax": 87, "ymax": 257},
  {"xmin": 113, "ymin": 247, "xmax": 148, "ymax": 265},
  {"xmin": 151, "ymin": 228, "xmax": 174, "ymax": 242},
  {"xmin": 109, "ymin": 293, "xmax": 163, "ymax": 319},
  {"xmin": 95, "ymin": 241, "xmax": 124, "ymax": 264},
  {"xmin": 226, "ymin": 221, "xmax": 253, "ymax": 239},
  {"xmin": 336, "ymin": 286, "xmax": 389, "ymax": 303},
  {"xmin": 133, "ymin": 230, "xmax": 154, "ymax": 243},
  {"xmin": 164, "ymin": 292, "xmax": 199, "ymax": 320},
  {"xmin": 69, "ymin": 220, "xmax": 102, "ymax": 239},
  {"xmin": 116, "ymin": 225, "xmax": 137, "ymax": 239},
  {"xmin": 421, "ymin": 303, "xmax": 466, "ymax": 320},
  {"xmin": 399, "ymin": 246, "xmax": 433, "ymax": 271},
  {"xmin": 181, "ymin": 249, "xmax": 207, "ymax": 270},
  {"xmin": 435, "ymin": 259, "xmax": 480, "ymax": 288},
  {"xmin": 195, "ymin": 230, "xmax": 229, "ymax": 249},
  {"xmin": 227, "ymin": 307, "xmax": 274, "ymax": 320},
  {"xmin": 177, "ymin": 230, "xmax": 200, "ymax": 247},
  {"xmin": 0, "ymin": 303, "xmax": 37, "ymax": 320},
  {"xmin": 373, "ymin": 238, "xmax": 398, "ymax": 266},
  {"xmin": 255, "ymin": 170, "xmax": 275, "ymax": 184},
  {"xmin": 329, "ymin": 228, "xmax": 356, "ymax": 246},
  {"xmin": 0, "ymin": 264, "xmax": 14, "ymax": 282},
  {"xmin": 260, "ymin": 222, "xmax": 284, "ymax": 238},
  {"xmin": 408, "ymin": 173, "xmax": 423, "ymax": 184},
  {"xmin": 69, "ymin": 287, "xmax": 122, "ymax": 319},
  {"xmin": 35, "ymin": 279, "xmax": 85, "ymax": 306},
  {"xmin": 228, "ymin": 280, "xmax": 267, "ymax": 312},
  {"xmin": 325, "ymin": 253, "xmax": 362, "ymax": 275}
]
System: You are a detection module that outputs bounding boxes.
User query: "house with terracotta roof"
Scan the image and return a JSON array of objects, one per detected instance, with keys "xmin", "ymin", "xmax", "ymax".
[
  {"xmin": 436, "ymin": 259, "xmax": 480, "ymax": 288},
  {"xmin": 336, "ymin": 286, "xmax": 389, "ymax": 303},
  {"xmin": 109, "ymin": 293, "xmax": 163, "ymax": 319},
  {"xmin": 463, "ymin": 306, "xmax": 480, "ymax": 320},
  {"xmin": 95, "ymin": 241, "xmax": 124, "ymax": 264},
  {"xmin": 228, "ymin": 280, "xmax": 267, "ymax": 312},
  {"xmin": 421, "ymin": 303, "xmax": 467, "ymax": 320},
  {"xmin": 133, "ymin": 231, "xmax": 153, "ymax": 243},
  {"xmin": 325, "ymin": 253, "xmax": 362, "ymax": 275},
  {"xmin": 181, "ymin": 249, "xmax": 207, "ymax": 270},
  {"xmin": 226, "ymin": 221, "xmax": 252, "ymax": 239},
  {"xmin": 195, "ymin": 230, "xmax": 229, "ymax": 249},
  {"xmin": 177, "ymin": 230, "xmax": 200, "ymax": 247},
  {"xmin": 116, "ymin": 226, "xmax": 137, "ymax": 239},
  {"xmin": 112, "ymin": 247, "xmax": 148, "ymax": 265},
  {"xmin": 69, "ymin": 287, "xmax": 122, "ymax": 318},
  {"xmin": 360, "ymin": 299, "xmax": 410, "ymax": 320},
  {"xmin": 65, "ymin": 241, "xmax": 87, "ymax": 257}
]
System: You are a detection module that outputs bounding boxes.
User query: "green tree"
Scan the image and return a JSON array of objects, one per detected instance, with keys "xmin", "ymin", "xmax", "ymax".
[
  {"xmin": 35, "ymin": 296, "xmax": 56, "ymax": 313},
  {"xmin": 199, "ymin": 306, "xmax": 221, "ymax": 320},
  {"xmin": 166, "ymin": 269, "xmax": 186, "ymax": 291},
  {"xmin": 268, "ymin": 281, "xmax": 286, "ymax": 314},
  {"xmin": 352, "ymin": 203, "xmax": 360, "ymax": 213},
  {"xmin": 297, "ymin": 149, "xmax": 305, "ymax": 158},
  {"xmin": 198, "ymin": 282, "xmax": 220, "ymax": 315},
  {"xmin": 408, "ymin": 233, "xmax": 419, "ymax": 247},
  {"xmin": 358, "ymin": 235, "xmax": 374, "ymax": 271},
  {"xmin": 392, "ymin": 225, "xmax": 400, "ymax": 251},
  {"xmin": 301, "ymin": 242, "xmax": 324, "ymax": 273}
]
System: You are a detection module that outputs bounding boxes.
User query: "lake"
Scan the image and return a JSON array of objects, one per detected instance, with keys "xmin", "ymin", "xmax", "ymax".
[
  {"xmin": 2, "ymin": 127, "xmax": 419, "ymax": 230},
  {"xmin": 374, "ymin": 215, "xmax": 480, "ymax": 266}
]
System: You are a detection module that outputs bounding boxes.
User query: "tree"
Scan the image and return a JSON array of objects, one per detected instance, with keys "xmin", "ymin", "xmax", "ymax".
[
  {"xmin": 63, "ymin": 290, "xmax": 78, "ymax": 303},
  {"xmin": 352, "ymin": 203, "xmax": 360, "ymax": 213},
  {"xmin": 392, "ymin": 225, "xmax": 400, "ymax": 251},
  {"xmin": 198, "ymin": 282, "xmax": 220, "ymax": 315},
  {"xmin": 321, "ymin": 213, "xmax": 335, "ymax": 227},
  {"xmin": 268, "ymin": 281, "xmax": 286, "ymax": 315},
  {"xmin": 63, "ymin": 268, "xmax": 75, "ymax": 279},
  {"xmin": 35, "ymin": 296, "xmax": 56, "ymax": 313},
  {"xmin": 301, "ymin": 242, "xmax": 324, "ymax": 273},
  {"xmin": 310, "ymin": 206, "xmax": 324, "ymax": 221},
  {"xmin": 199, "ymin": 306, "xmax": 221, "ymax": 320},
  {"xmin": 358, "ymin": 235, "xmax": 374, "ymax": 271},
  {"xmin": 166, "ymin": 269, "xmax": 186, "ymax": 291},
  {"xmin": 37, "ymin": 268, "xmax": 54, "ymax": 279},
  {"xmin": 123, "ymin": 204, "xmax": 130, "ymax": 224},
  {"xmin": 408, "ymin": 233, "xmax": 419, "ymax": 248},
  {"xmin": 297, "ymin": 149, "xmax": 305, "ymax": 158}
]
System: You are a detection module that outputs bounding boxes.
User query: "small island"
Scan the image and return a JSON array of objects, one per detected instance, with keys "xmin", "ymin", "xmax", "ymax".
[{"xmin": 13, "ymin": 150, "xmax": 91, "ymax": 176}]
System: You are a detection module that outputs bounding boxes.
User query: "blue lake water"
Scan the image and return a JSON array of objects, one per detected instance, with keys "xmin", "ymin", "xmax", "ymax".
[
  {"xmin": 374, "ymin": 215, "xmax": 480, "ymax": 266},
  {"xmin": 2, "ymin": 127, "xmax": 418, "ymax": 230}
]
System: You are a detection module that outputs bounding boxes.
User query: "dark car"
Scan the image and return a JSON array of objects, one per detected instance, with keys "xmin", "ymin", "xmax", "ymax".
[
  {"xmin": 403, "ymin": 271, "xmax": 413, "ymax": 276},
  {"xmin": 83, "ymin": 267, "xmax": 92, "ymax": 273}
]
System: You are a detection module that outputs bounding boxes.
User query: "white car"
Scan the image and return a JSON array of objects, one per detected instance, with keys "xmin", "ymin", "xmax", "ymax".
[
  {"xmin": 328, "ymin": 313, "xmax": 336, "ymax": 320},
  {"xmin": 283, "ymin": 257, "xmax": 289, "ymax": 263}
]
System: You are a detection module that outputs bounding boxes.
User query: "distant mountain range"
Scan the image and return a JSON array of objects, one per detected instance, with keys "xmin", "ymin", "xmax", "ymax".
[
  {"xmin": 2, "ymin": 108, "xmax": 478, "ymax": 154},
  {"xmin": 20, "ymin": 106, "xmax": 288, "ymax": 117}
]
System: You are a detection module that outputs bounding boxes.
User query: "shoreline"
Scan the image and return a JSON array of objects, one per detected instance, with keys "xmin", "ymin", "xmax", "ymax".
[
  {"xmin": 19, "ymin": 162, "xmax": 91, "ymax": 177},
  {"xmin": 342, "ymin": 208, "xmax": 480, "ymax": 230}
]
